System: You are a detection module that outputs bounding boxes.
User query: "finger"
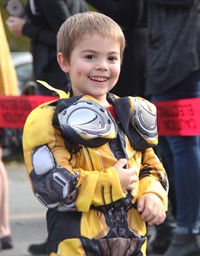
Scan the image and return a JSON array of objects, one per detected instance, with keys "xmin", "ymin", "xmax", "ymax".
[
  {"xmin": 7, "ymin": 17, "xmax": 14, "ymax": 23},
  {"xmin": 137, "ymin": 197, "xmax": 145, "ymax": 213},
  {"xmin": 143, "ymin": 211, "xmax": 156, "ymax": 223},
  {"xmin": 148, "ymin": 210, "xmax": 166, "ymax": 225}
]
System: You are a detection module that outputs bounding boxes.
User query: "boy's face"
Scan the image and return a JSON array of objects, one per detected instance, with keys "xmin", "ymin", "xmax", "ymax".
[{"xmin": 58, "ymin": 33, "xmax": 121, "ymax": 105}]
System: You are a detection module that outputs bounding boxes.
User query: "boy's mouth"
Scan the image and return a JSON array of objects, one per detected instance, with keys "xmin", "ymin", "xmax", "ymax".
[{"xmin": 89, "ymin": 76, "xmax": 108, "ymax": 82}]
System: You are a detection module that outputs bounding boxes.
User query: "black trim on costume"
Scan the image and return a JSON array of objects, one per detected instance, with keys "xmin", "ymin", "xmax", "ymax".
[{"xmin": 46, "ymin": 209, "xmax": 82, "ymax": 254}]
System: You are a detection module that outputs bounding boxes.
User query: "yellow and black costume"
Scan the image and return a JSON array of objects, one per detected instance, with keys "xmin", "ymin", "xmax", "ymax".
[{"xmin": 23, "ymin": 85, "xmax": 168, "ymax": 256}]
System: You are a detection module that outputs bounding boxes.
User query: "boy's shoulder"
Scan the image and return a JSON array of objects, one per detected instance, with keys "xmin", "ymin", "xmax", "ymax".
[{"xmin": 112, "ymin": 95, "xmax": 158, "ymax": 150}]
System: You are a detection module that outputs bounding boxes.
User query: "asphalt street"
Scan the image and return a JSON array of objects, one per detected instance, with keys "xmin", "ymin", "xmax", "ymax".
[
  {"xmin": 2, "ymin": 159, "xmax": 161, "ymax": 256},
  {"xmin": 2, "ymin": 160, "xmax": 47, "ymax": 256}
]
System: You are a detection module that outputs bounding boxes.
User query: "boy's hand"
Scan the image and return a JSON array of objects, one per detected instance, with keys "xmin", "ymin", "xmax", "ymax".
[
  {"xmin": 137, "ymin": 193, "xmax": 166, "ymax": 225},
  {"xmin": 114, "ymin": 158, "xmax": 138, "ymax": 194}
]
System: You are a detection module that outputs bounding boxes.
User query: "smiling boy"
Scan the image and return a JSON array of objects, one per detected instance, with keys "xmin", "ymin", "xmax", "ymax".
[{"xmin": 23, "ymin": 12, "xmax": 168, "ymax": 256}]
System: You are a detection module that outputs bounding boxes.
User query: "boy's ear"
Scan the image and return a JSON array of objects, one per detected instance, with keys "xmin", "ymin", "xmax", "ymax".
[{"xmin": 57, "ymin": 52, "xmax": 69, "ymax": 73}]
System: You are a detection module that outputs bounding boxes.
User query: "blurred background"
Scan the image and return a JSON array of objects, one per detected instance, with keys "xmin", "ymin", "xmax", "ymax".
[
  {"xmin": 0, "ymin": 0, "xmax": 94, "ymax": 52},
  {"xmin": 0, "ymin": 0, "xmax": 30, "ymax": 51}
]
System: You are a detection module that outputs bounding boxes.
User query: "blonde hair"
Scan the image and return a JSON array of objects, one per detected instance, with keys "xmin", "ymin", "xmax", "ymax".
[{"xmin": 57, "ymin": 11, "xmax": 126, "ymax": 61}]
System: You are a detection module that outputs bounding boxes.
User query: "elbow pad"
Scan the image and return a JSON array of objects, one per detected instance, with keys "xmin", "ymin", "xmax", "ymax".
[{"xmin": 31, "ymin": 145, "xmax": 78, "ymax": 210}]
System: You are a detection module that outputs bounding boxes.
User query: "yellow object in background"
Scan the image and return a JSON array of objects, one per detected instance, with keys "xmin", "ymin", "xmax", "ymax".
[{"xmin": 0, "ymin": 11, "xmax": 18, "ymax": 96}]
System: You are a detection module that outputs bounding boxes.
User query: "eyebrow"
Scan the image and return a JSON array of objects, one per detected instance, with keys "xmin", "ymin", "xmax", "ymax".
[{"xmin": 81, "ymin": 49, "xmax": 120, "ymax": 55}]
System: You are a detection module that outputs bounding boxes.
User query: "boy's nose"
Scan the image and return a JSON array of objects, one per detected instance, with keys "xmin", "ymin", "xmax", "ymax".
[{"xmin": 95, "ymin": 60, "xmax": 108, "ymax": 71}]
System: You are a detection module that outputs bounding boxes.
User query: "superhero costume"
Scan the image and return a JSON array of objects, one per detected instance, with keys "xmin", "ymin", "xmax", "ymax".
[{"xmin": 23, "ymin": 83, "xmax": 168, "ymax": 256}]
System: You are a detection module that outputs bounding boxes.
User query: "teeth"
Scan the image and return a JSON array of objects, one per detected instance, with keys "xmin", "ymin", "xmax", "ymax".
[{"xmin": 90, "ymin": 76, "xmax": 108, "ymax": 82}]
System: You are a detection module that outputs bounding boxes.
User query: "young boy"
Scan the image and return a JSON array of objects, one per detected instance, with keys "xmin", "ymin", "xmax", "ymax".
[{"xmin": 23, "ymin": 12, "xmax": 168, "ymax": 256}]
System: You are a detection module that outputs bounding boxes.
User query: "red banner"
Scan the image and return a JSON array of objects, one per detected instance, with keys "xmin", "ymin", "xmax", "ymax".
[
  {"xmin": 0, "ymin": 95, "xmax": 200, "ymax": 135},
  {"xmin": 154, "ymin": 98, "xmax": 200, "ymax": 136},
  {"xmin": 0, "ymin": 95, "xmax": 57, "ymax": 128}
]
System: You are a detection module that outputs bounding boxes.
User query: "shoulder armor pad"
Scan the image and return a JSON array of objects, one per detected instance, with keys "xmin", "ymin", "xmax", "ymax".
[
  {"xmin": 130, "ymin": 97, "xmax": 158, "ymax": 145},
  {"xmin": 54, "ymin": 95, "xmax": 118, "ymax": 147}
]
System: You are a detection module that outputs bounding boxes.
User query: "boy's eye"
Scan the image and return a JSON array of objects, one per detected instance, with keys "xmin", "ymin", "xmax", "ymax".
[
  {"xmin": 108, "ymin": 56, "xmax": 118, "ymax": 62},
  {"xmin": 85, "ymin": 55, "xmax": 95, "ymax": 60}
]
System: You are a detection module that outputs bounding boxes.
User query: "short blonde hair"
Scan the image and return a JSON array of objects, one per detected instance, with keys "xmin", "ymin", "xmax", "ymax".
[{"xmin": 57, "ymin": 11, "xmax": 126, "ymax": 61}]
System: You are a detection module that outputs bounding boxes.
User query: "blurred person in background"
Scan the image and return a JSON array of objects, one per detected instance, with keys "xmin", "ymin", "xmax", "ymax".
[
  {"xmin": 0, "ymin": 139, "xmax": 13, "ymax": 251},
  {"xmin": 6, "ymin": 0, "xmax": 88, "ymax": 96},
  {"xmin": 145, "ymin": 0, "xmax": 200, "ymax": 255},
  {"xmin": 0, "ymin": 10, "xmax": 18, "ymax": 251}
]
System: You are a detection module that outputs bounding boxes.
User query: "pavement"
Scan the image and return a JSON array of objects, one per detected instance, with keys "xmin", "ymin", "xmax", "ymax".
[
  {"xmin": 2, "ymin": 160, "xmax": 47, "ymax": 256},
  {"xmin": 2, "ymin": 158, "xmax": 162, "ymax": 256}
]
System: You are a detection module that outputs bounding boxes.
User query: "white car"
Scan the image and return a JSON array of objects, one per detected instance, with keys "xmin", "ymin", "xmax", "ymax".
[{"xmin": 11, "ymin": 51, "xmax": 33, "ymax": 94}]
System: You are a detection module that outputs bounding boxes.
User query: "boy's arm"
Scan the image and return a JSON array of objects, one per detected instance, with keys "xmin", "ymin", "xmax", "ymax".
[
  {"xmin": 27, "ymin": 145, "xmax": 124, "ymax": 213},
  {"xmin": 137, "ymin": 147, "xmax": 168, "ymax": 211}
]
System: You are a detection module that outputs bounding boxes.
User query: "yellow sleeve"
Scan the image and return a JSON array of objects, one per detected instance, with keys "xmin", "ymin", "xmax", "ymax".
[
  {"xmin": 0, "ymin": 12, "xmax": 18, "ymax": 95},
  {"xmin": 75, "ymin": 166, "xmax": 125, "ymax": 212},
  {"xmin": 138, "ymin": 148, "xmax": 168, "ymax": 211}
]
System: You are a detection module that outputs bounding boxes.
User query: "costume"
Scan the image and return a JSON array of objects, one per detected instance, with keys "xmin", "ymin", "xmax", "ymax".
[{"xmin": 23, "ymin": 86, "xmax": 168, "ymax": 256}]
